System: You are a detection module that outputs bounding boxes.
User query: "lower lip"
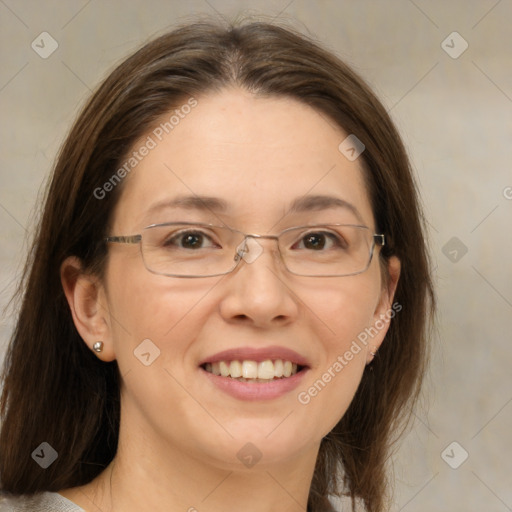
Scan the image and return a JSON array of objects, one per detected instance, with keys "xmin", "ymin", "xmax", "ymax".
[{"xmin": 200, "ymin": 367, "xmax": 309, "ymax": 401}]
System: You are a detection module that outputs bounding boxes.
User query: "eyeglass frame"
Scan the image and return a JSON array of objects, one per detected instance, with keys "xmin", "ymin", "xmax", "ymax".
[{"xmin": 104, "ymin": 221, "xmax": 386, "ymax": 278}]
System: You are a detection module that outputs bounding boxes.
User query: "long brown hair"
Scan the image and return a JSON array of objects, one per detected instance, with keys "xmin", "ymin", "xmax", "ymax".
[{"xmin": 0, "ymin": 19, "xmax": 434, "ymax": 512}]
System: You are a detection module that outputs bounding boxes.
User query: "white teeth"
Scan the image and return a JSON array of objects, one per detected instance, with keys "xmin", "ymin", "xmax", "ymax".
[
  {"xmin": 229, "ymin": 360, "xmax": 242, "ymax": 378},
  {"xmin": 219, "ymin": 361, "xmax": 230, "ymax": 377},
  {"xmin": 242, "ymin": 360, "xmax": 258, "ymax": 379},
  {"xmin": 283, "ymin": 360, "xmax": 292, "ymax": 378},
  {"xmin": 257, "ymin": 360, "xmax": 275, "ymax": 379},
  {"xmin": 204, "ymin": 359, "xmax": 302, "ymax": 380}
]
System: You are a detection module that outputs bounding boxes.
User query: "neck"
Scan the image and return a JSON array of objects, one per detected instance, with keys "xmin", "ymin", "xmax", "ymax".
[{"xmin": 62, "ymin": 402, "xmax": 321, "ymax": 512}]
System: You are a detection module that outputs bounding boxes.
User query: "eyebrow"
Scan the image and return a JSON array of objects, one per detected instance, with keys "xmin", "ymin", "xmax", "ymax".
[
  {"xmin": 145, "ymin": 194, "xmax": 364, "ymax": 224},
  {"xmin": 145, "ymin": 195, "xmax": 229, "ymax": 217},
  {"xmin": 288, "ymin": 194, "xmax": 364, "ymax": 223}
]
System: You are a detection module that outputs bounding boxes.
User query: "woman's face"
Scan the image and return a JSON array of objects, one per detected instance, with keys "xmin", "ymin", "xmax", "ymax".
[{"xmin": 99, "ymin": 88, "xmax": 398, "ymax": 469}]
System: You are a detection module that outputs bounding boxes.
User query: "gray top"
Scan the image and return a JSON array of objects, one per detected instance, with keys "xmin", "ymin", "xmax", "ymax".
[
  {"xmin": 0, "ymin": 491, "xmax": 84, "ymax": 511},
  {"xmin": 0, "ymin": 490, "xmax": 338, "ymax": 511}
]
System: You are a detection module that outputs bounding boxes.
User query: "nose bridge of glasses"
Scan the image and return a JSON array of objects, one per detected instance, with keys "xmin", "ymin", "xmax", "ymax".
[{"xmin": 234, "ymin": 233, "xmax": 281, "ymax": 265}]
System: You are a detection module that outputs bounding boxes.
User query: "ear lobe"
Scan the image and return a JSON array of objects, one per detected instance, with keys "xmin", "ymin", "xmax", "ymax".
[
  {"xmin": 366, "ymin": 255, "xmax": 401, "ymax": 364},
  {"xmin": 60, "ymin": 256, "xmax": 116, "ymax": 362}
]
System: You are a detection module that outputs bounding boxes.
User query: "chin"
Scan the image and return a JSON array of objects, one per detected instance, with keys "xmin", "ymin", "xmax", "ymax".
[{"xmin": 192, "ymin": 418, "xmax": 317, "ymax": 469}]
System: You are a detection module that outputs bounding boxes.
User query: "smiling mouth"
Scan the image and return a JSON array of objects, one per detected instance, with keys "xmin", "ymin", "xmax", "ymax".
[{"xmin": 201, "ymin": 359, "xmax": 307, "ymax": 383}]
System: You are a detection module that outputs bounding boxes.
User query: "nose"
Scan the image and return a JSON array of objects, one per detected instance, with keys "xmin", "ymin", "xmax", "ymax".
[{"xmin": 218, "ymin": 236, "xmax": 300, "ymax": 328}]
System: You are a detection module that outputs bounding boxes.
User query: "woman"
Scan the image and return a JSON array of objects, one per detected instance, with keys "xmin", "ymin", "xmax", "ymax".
[{"xmin": 0, "ymin": 19, "xmax": 434, "ymax": 512}]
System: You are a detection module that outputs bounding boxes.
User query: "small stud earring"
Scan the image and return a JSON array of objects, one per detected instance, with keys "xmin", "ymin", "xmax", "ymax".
[
  {"xmin": 93, "ymin": 341, "xmax": 104, "ymax": 353},
  {"xmin": 370, "ymin": 348, "xmax": 378, "ymax": 357}
]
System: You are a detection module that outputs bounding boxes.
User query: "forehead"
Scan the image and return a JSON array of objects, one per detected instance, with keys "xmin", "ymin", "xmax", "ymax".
[{"xmin": 111, "ymin": 88, "xmax": 375, "ymax": 232}]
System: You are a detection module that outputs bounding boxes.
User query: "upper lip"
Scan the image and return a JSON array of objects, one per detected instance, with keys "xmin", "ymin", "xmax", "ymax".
[{"xmin": 199, "ymin": 346, "xmax": 310, "ymax": 367}]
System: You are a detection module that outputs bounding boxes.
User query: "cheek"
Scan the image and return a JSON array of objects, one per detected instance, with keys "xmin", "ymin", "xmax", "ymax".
[
  {"xmin": 305, "ymin": 273, "xmax": 380, "ymax": 348},
  {"xmin": 103, "ymin": 268, "xmax": 224, "ymax": 442},
  {"xmin": 105, "ymin": 257, "xmax": 222, "ymax": 369},
  {"xmin": 295, "ymin": 276, "xmax": 380, "ymax": 435}
]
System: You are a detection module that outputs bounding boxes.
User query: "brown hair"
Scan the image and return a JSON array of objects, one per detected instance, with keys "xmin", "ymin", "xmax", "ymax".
[{"xmin": 0, "ymin": 18, "xmax": 434, "ymax": 512}]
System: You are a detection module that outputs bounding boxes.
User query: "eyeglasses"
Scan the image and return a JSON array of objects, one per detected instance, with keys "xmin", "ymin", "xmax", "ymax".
[{"xmin": 104, "ymin": 222, "xmax": 385, "ymax": 278}]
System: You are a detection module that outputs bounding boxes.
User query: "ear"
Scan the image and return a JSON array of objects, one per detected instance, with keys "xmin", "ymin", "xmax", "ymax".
[
  {"xmin": 366, "ymin": 255, "xmax": 401, "ymax": 364},
  {"xmin": 60, "ymin": 256, "xmax": 116, "ymax": 362}
]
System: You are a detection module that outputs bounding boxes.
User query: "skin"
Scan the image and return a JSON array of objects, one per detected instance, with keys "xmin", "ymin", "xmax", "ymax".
[{"xmin": 60, "ymin": 88, "xmax": 400, "ymax": 512}]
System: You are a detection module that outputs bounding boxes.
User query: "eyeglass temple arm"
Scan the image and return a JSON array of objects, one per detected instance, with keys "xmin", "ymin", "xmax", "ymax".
[
  {"xmin": 373, "ymin": 234, "xmax": 385, "ymax": 246},
  {"xmin": 105, "ymin": 235, "xmax": 142, "ymax": 244}
]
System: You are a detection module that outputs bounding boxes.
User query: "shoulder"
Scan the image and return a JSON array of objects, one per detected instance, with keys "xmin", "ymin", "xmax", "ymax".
[{"xmin": 0, "ymin": 491, "xmax": 85, "ymax": 511}]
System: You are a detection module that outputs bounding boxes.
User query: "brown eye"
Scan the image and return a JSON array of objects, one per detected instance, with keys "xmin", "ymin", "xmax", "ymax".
[
  {"xmin": 293, "ymin": 231, "xmax": 344, "ymax": 251},
  {"xmin": 180, "ymin": 232, "xmax": 204, "ymax": 249},
  {"xmin": 303, "ymin": 233, "xmax": 327, "ymax": 250},
  {"xmin": 164, "ymin": 230, "xmax": 216, "ymax": 250}
]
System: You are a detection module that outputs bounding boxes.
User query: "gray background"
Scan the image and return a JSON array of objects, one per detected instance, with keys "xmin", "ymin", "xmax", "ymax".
[{"xmin": 1, "ymin": 1, "xmax": 511, "ymax": 510}]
